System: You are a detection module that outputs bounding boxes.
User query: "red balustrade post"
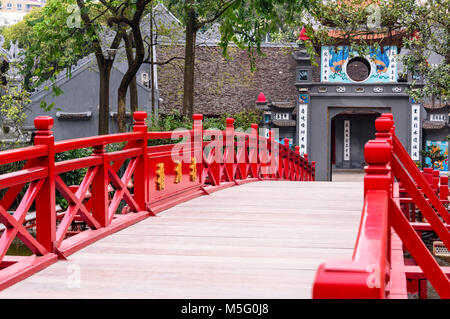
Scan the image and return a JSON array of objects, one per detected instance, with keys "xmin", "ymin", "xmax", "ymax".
[
  {"xmin": 375, "ymin": 114, "xmax": 395, "ymax": 197},
  {"xmin": 423, "ymin": 167, "xmax": 433, "ymax": 185},
  {"xmin": 304, "ymin": 153, "xmax": 309, "ymax": 181},
  {"xmin": 91, "ymin": 143, "xmax": 109, "ymax": 227},
  {"xmin": 295, "ymin": 146, "xmax": 301, "ymax": 181},
  {"xmin": 440, "ymin": 176, "xmax": 448, "ymax": 201},
  {"xmin": 192, "ymin": 114, "xmax": 203, "ymax": 184},
  {"xmin": 269, "ymin": 130, "xmax": 278, "ymax": 179},
  {"xmin": 225, "ymin": 118, "xmax": 235, "ymax": 181},
  {"xmin": 364, "ymin": 140, "xmax": 393, "ymax": 195},
  {"xmin": 311, "ymin": 161, "xmax": 316, "ymax": 181},
  {"xmin": 283, "ymin": 138, "xmax": 290, "ymax": 180},
  {"xmin": 132, "ymin": 111, "xmax": 149, "ymax": 212},
  {"xmin": 249, "ymin": 124, "xmax": 259, "ymax": 179},
  {"xmin": 34, "ymin": 116, "xmax": 56, "ymax": 253},
  {"xmin": 432, "ymin": 170, "xmax": 439, "ymax": 193}
]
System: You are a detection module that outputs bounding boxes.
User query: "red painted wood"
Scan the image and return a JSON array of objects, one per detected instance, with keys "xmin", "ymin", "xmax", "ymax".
[
  {"xmin": 33, "ymin": 116, "xmax": 56, "ymax": 253},
  {"xmin": 313, "ymin": 140, "xmax": 391, "ymax": 299},
  {"xmin": 313, "ymin": 113, "xmax": 450, "ymax": 299},
  {"xmin": 0, "ymin": 112, "xmax": 314, "ymax": 291}
]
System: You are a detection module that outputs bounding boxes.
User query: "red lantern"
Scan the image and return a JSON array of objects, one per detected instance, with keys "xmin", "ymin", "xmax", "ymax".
[
  {"xmin": 256, "ymin": 92, "xmax": 268, "ymax": 104},
  {"xmin": 298, "ymin": 27, "xmax": 309, "ymax": 41}
]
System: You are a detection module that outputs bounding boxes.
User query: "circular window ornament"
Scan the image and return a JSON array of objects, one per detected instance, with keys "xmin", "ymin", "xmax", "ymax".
[{"xmin": 346, "ymin": 57, "xmax": 371, "ymax": 82}]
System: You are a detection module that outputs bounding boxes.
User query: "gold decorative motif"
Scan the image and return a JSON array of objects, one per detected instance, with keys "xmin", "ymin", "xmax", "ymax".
[
  {"xmin": 174, "ymin": 161, "xmax": 182, "ymax": 184},
  {"xmin": 190, "ymin": 157, "xmax": 197, "ymax": 182},
  {"xmin": 156, "ymin": 163, "xmax": 165, "ymax": 190}
]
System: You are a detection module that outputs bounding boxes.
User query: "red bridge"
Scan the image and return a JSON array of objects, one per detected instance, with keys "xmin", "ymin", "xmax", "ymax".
[{"xmin": 0, "ymin": 112, "xmax": 448, "ymax": 298}]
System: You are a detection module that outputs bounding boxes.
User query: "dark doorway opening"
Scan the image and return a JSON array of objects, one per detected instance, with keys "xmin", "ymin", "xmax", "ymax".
[{"xmin": 330, "ymin": 111, "xmax": 380, "ymax": 181}]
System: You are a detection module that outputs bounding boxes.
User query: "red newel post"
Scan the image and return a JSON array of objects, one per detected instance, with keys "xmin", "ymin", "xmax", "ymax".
[
  {"xmin": 249, "ymin": 124, "xmax": 259, "ymax": 179},
  {"xmin": 225, "ymin": 118, "xmax": 235, "ymax": 181},
  {"xmin": 303, "ymin": 153, "xmax": 309, "ymax": 181},
  {"xmin": 423, "ymin": 167, "xmax": 433, "ymax": 185},
  {"xmin": 364, "ymin": 139, "xmax": 393, "ymax": 195},
  {"xmin": 268, "ymin": 130, "xmax": 277, "ymax": 179},
  {"xmin": 34, "ymin": 116, "xmax": 56, "ymax": 252},
  {"xmin": 311, "ymin": 161, "xmax": 316, "ymax": 181},
  {"xmin": 380, "ymin": 113, "xmax": 395, "ymax": 136},
  {"xmin": 192, "ymin": 114, "xmax": 203, "ymax": 184},
  {"xmin": 375, "ymin": 115, "xmax": 394, "ymax": 142},
  {"xmin": 295, "ymin": 146, "xmax": 301, "ymax": 181},
  {"xmin": 283, "ymin": 138, "xmax": 290, "ymax": 180},
  {"xmin": 91, "ymin": 143, "xmax": 109, "ymax": 227},
  {"xmin": 133, "ymin": 111, "xmax": 148, "ymax": 212},
  {"xmin": 440, "ymin": 176, "xmax": 448, "ymax": 201},
  {"xmin": 375, "ymin": 114, "xmax": 394, "ymax": 196},
  {"xmin": 432, "ymin": 170, "xmax": 439, "ymax": 193}
]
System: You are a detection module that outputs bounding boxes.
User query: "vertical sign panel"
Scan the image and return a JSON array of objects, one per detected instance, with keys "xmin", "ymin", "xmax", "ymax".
[
  {"xmin": 298, "ymin": 104, "xmax": 308, "ymax": 155},
  {"xmin": 344, "ymin": 120, "xmax": 350, "ymax": 161},
  {"xmin": 388, "ymin": 46, "xmax": 397, "ymax": 82},
  {"xmin": 321, "ymin": 47, "xmax": 329, "ymax": 82},
  {"xmin": 411, "ymin": 104, "xmax": 421, "ymax": 161}
]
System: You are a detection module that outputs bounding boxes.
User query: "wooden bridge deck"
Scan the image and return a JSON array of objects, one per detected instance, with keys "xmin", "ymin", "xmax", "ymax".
[{"xmin": 0, "ymin": 180, "xmax": 364, "ymax": 299}]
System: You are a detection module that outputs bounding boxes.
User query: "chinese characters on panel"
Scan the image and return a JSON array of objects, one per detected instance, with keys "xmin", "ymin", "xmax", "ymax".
[
  {"xmin": 410, "ymin": 104, "xmax": 421, "ymax": 161},
  {"xmin": 298, "ymin": 103, "xmax": 308, "ymax": 156},
  {"xmin": 344, "ymin": 120, "xmax": 351, "ymax": 161}
]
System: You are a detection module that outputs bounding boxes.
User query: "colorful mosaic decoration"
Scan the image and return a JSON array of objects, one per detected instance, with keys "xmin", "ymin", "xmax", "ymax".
[
  {"xmin": 424, "ymin": 141, "xmax": 448, "ymax": 172},
  {"xmin": 298, "ymin": 94, "xmax": 309, "ymax": 104},
  {"xmin": 321, "ymin": 45, "xmax": 397, "ymax": 83}
]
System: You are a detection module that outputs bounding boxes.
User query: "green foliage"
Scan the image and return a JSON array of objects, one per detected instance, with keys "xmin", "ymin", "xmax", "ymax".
[
  {"xmin": 54, "ymin": 148, "xmax": 92, "ymax": 209},
  {"xmin": 218, "ymin": 0, "xmax": 315, "ymax": 70},
  {"xmin": 0, "ymin": 0, "xmax": 93, "ymax": 109},
  {"xmin": 150, "ymin": 108, "xmax": 262, "ymax": 132},
  {"xmin": 146, "ymin": 108, "xmax": 261, "ymax": 145},
  {"xmin": 0, "ymin": 86, "xmax": 31, "ymax": 146}
]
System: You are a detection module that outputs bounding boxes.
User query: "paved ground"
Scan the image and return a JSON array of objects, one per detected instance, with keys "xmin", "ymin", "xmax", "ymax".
[
  {"xmin": 0, "ymin": 180, "xmax": 364, "ymax": 299},
  {"xmin": 332, "ymin": 169, "xmax": 365, "ymax": 182}
]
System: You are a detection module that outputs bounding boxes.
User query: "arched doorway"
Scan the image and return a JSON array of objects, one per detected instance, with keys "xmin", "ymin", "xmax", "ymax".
[{"xmin": 330, "ymin": 110, "xmax": 381, "ymax": 181}]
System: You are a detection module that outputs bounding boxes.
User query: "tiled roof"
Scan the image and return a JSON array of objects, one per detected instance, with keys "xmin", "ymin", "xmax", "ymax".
[
  {"xmin": 422, "ymin": 120, "xmax": 448, "ymax": 130},
  {"xmin": 423, "ymin": 103, "xmax": 449, "ymax": 110},
  {"xmin": 327, "ymin": 29, "xmax": 407, "ymax": 46},
  {"xmin": 272, "ymin": 120, "xmax": 296, "ymax": 127},
  {"xmin": 270, "ymin": 102, "xmax": 295, "ymax": 109}
]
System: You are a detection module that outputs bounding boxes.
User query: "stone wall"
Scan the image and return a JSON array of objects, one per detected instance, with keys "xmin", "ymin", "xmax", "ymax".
[{"xmin": 156, "ymin": 45, "xmax": 298, "ymax": 116}]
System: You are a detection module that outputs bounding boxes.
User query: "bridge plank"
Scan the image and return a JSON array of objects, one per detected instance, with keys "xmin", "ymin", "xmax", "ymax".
[{"xmin": 0, "ymin": 181, "xmax": 363, "ymax": 299}]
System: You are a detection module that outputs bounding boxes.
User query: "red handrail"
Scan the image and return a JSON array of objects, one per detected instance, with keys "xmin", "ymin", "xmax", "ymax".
[
  {"xmin": 313, "ymin": 113, "xmax": 450, "ymax": 299},
  {"xmin": 0, "ymin": 111, "xmax": 315, "ymax": 291}
]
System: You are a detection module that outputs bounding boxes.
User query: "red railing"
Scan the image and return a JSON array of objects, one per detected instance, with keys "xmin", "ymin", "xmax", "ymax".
[
  {"xmin": 0, "ymin": 111, "xmax": 315, "ymax": 290},
  {"xmin": 312, "ymin": 113, "xmax": 450, "ymax": 299}
]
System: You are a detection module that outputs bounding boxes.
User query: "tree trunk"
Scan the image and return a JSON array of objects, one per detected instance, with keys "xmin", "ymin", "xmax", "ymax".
[
  {"xmin": 117, "ymin": 87, "xmax": 127, "ymax": 133},
  {"xmin": 98, "ymin": 60, "xmax": 112, "ymax": 135},
  {"xmin": 150, "ymin": 5, "xmax": 156, "ymax": 124},
  {"xmin": 118, "ymin": 32, "xmax": 145, "ymax": 133},
  {"xmin": 130, "ymin": 75, "xmax": 138, "ymax": 115},
  {"xmin": 182, "ymin": 0, "xmax": 197, "ymax": 119},
  {"xmin": 124, "ymin": 33, "xmax": 138, "ymax": 117}
]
